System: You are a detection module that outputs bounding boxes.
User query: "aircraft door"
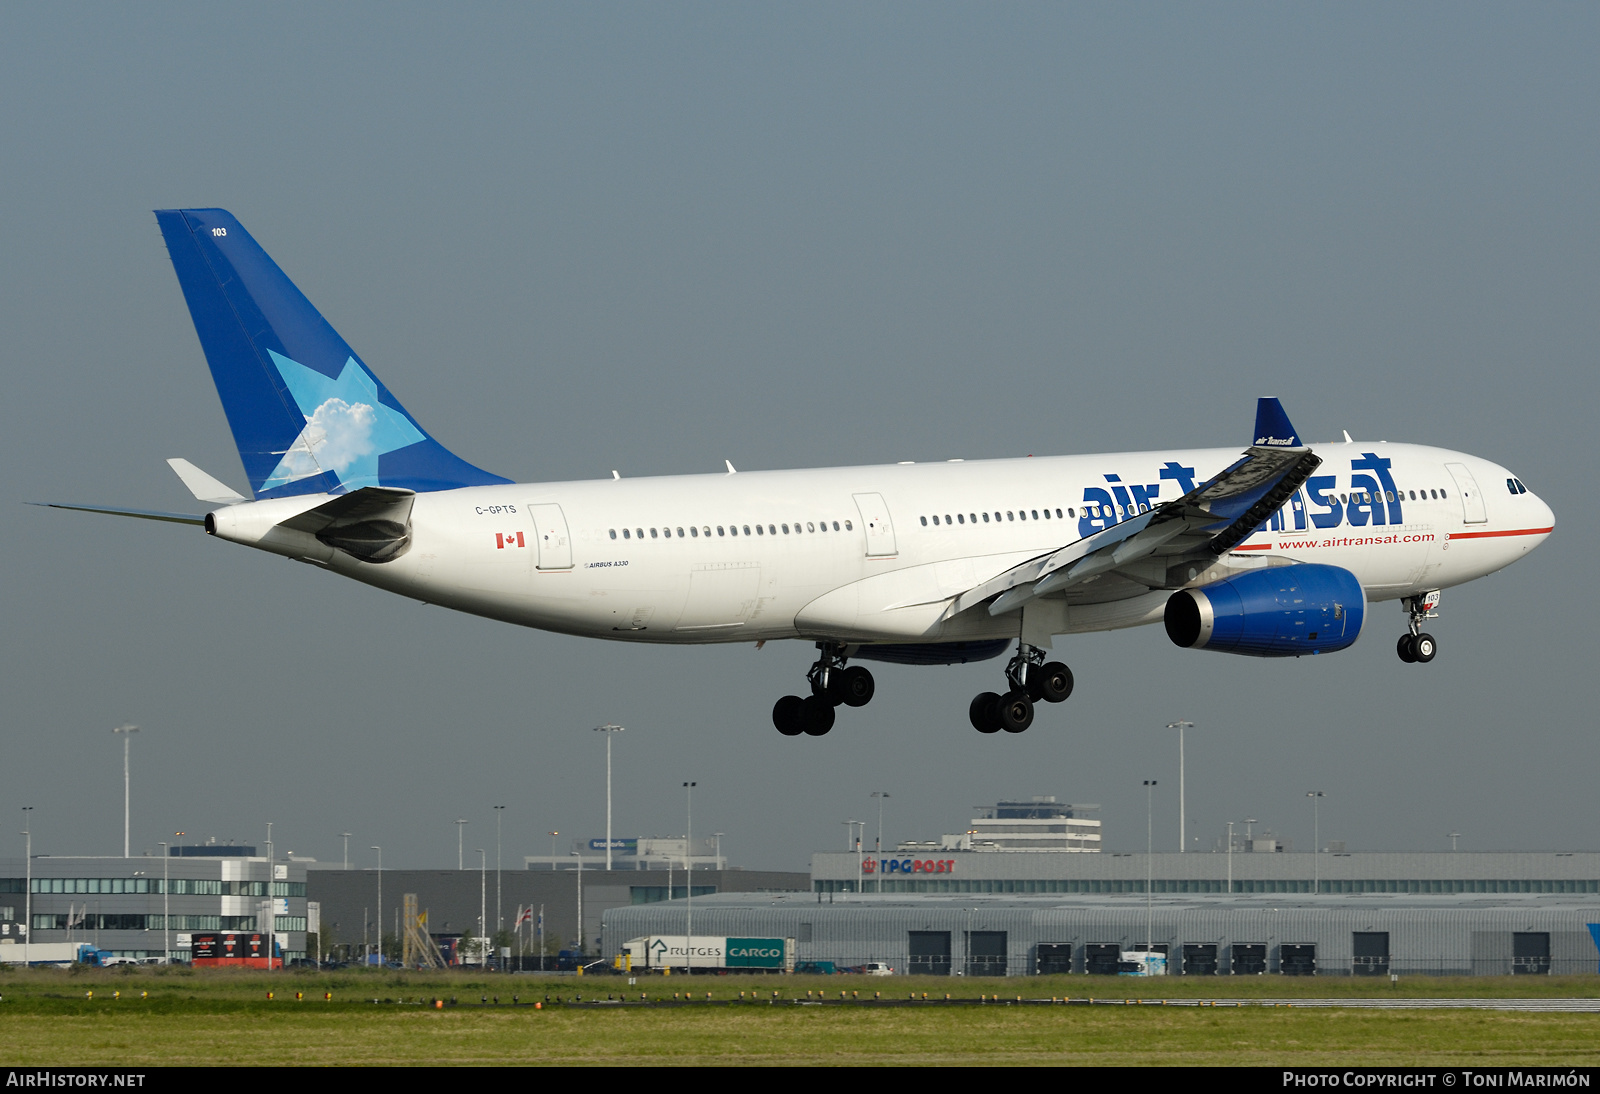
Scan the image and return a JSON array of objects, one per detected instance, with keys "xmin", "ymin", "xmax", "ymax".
[
  {"xmin": 1444, "ymin": 463, "xmax": 1487, "ymax": 524},
  {"xmin": 527, "ymin": 503, "xmax": 573, "ymax": 570},
  {"xmin": 852, "ymin": 493, "xmax": 898, "ymax": 557}
]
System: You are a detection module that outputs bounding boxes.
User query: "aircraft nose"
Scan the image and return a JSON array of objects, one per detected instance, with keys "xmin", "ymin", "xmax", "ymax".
[{"xmin": 1532, "ymin": 492, "xmax": 1555, "ymax": 533}]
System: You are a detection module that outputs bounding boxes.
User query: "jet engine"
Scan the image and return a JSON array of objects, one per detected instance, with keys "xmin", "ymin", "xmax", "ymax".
[{"xmin": 1164, "ymin": 563, "xmax": 1365, "ymax": 657}]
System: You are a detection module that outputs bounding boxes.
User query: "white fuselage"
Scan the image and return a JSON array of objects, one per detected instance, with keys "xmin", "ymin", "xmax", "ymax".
[{"xmin": 209, "ymin": 440, "xmax": 1554, "ymax": 650}]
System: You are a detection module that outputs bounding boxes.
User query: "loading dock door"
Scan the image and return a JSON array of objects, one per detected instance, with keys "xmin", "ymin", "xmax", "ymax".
[
  {"xmin": 1231, "ymin": 943, "xmax": 1267, "ymax": 975},
  {"xmin": 1353, "ymin": 932, "xmax": 1390, "ymax": 976},
  {"xmin": 1036, "ymin": 943, "xmax": 1073, "ymax": 976},
  {"xmin": 908, "ymin": 931, "xmax": 951, "ymax": 976},
  {"xmin": 1513, "ymin": 932, "xmax": 1550, "ymax": 975},
  {"xmin": 1281, "ymin": 944, "xmax": 1317, "ymax": 976},
  {"xmin": 1085, "ymin": 943, "xmax": 1121, "ymax": 976},
  {"xmin": 965, "ymin": 931, "xmax": 1007, "ymax": 977},
  {"xmin": 1182, "ymin": 943, "xmax": 1218, "ymax": 975}
]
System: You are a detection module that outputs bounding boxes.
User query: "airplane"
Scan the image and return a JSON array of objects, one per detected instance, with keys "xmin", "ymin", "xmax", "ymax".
[{"xmin": 44, "ymin": 209, "xmax": 1556, "ymax": 738}]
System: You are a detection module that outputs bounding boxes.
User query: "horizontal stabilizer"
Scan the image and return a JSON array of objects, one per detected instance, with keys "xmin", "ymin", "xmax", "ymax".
[
  {"xmin": 167, "ymin": 458, "xmax": 247, "ymax": 504},
  {"xmin": 32, "ymin": 501, "xmax": 204, "ymax": 526}
]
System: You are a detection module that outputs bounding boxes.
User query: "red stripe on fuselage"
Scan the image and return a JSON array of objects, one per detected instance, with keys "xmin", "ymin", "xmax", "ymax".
[{"xmin": 1447, "ymin": 526, "xmax": 1554, "ymax": 541}]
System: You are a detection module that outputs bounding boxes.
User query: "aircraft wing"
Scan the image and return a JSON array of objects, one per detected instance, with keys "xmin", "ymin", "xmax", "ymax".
[{"xmin": 949, "ymin": 399, "xmax": 1322, "ymax": 619}]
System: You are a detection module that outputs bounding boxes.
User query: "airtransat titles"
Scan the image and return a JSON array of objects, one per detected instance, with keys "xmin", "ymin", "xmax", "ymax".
[{"xmin": 45, "ymin": 209, "xmax": 1555, "ymax": 740}]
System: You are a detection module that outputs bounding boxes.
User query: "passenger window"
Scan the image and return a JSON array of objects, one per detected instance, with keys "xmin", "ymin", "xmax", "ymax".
[
  {"xmin": 782, "ymin": 524, "xmax": 790, "ymax": 534},
  {"xmin": 1056, "ymin": 509, "xmax": 1063, "ymax": 518},
  {"xmin": 636, "ymin": 529, "xmax": 644, "ymax": 539},
  {"xmin": 818, "ymin": 520, "xmax": 827, "ymax": 532},
  {"xmin": 717, "ymin": 526, "xmax": 725, "ymax": 536},
  {"xmin": 1041, "ymin": 508, "xmax": 1050, "ymax": 519},
  {"xmin": 844, "ymin": 520, "xmax": 852, "ymax": 531},
  {"xmin": 1007, "ymin": 511, "xmax": 1014, "ymax": 521},
  {"xmin": 623, "ymin": 529, "xmax": 631, "ymax": 539},
  {"xmin": 807, "ymin": 522, "xmax": 815, "ymax": 533},
  {"xmin": 1440, "ymin": 489, "xmax": 1448, "ymax": 498},
  {"xmin": 957, "ymin": 514, "xmax": 965, "ymax": 524},
  {"xmin": 650, "ymin": 528, "xmax": 658, "ymax": 539},
  {"xmin": 1408, "ymin": 492, "xmax": 1416, "ymax": 501},
  {"xmin": 690, "ymin": 526, "xmax": 698, "ymax": 537},
  {"xmin": 982, "ymin": 512, "xmax": 990, "ymax": 522},
  {"xmin": 968, "ymin": 514, "xmax": 976, "ymax": 524},
  {"xmin": 920, "ymin": 516, "xmax": 928, "ymax": 526},
  {"xmin": 931, "ymin": 515, "xmax": 938, "ymax": 525},
  {"xmin": 769, "ymin": 524, "xmax": 777, "ymax": 535},
  {"xmin": 743, "ymin": 525, "xmax": 752, "ymax": 536},
  {"xmin": 1031, "ymin": 510, "xmax": 1039, "ymax": 520},
  {"xmin": 1386, "ymin": 491, "xmax": 1395, "ymax": 503},
  {"xmin": 1067, "ymin": 508, "xmax": 1075, "ymax": 518},
  {"xmin": 756, "ymin": 525, "xmax": 764, "ymax": 535},
  {"xmin": 1019, "ymin": 510, "xmax": 1027, "ymax": 520},
  {"xmin": 609, "ymin": 529, "xmax": 617, "ymax": 540},
  {"xmin": 676, "ymin": 527, "xmax": 685, "ymax": 537}
]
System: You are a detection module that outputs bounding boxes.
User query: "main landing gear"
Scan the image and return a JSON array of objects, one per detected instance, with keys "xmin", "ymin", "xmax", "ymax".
[
  {"xmin": 968, "ymin": 642, "xmax": 1073, "ymax": 734},
  {"xmin": 1396, "ymin": 592, "xmax": 1440, "ymax": 664},
  {"xmin": 773, "ymin": 642, "xmax": 875, "ymax": 737}
]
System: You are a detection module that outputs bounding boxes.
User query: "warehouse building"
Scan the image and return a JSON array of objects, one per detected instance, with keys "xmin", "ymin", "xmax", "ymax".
[
  {"xmin": 814, "ymin": 849, "xmax": 1600, "ymax": 896},
  {"xmin": 0, "ymin": 852, "xmax": 309, "ymax": 962},
  {"xmin": 602, "ymin": 891, "xmax": 1600, "ymax": 977}
]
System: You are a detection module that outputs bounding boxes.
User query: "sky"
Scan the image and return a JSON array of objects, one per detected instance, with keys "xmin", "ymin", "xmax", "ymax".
[{"xmin": 1, "ymin": 3, "xmax": 1596, "ymax": 872}]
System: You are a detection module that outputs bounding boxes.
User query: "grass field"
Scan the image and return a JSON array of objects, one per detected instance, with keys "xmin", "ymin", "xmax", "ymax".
[{"xmin": 3, "ymin": 967, "xmax": 1599, "ymax": 1066}]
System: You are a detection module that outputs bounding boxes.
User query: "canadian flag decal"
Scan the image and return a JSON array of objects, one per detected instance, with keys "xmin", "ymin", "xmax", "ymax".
[{"xmin": 495, "ymin": 531, "xmax": 526, "ymax": 549}]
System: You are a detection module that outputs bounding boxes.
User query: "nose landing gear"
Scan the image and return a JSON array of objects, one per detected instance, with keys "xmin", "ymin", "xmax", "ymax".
[
  {"xmin": 1397, "ymin": 592, "xmax": 1440, "ymax": 664},
  {"xmin": 772, "ymin": 643, "xmax": 875, "ymax": 737},
  {"xmin": 968, "ymin": 642, "xmax": 1073, "ymax": 734}
]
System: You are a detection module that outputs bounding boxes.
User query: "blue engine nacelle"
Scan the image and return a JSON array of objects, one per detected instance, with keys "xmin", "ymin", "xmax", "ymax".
[{"xmin": 1164, "ymin": 563, "xmax": 1365, "ymax": 657}]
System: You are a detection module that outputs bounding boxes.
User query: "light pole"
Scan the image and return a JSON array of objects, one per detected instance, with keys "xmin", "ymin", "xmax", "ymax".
[
  {"xmin": 570, "ymin": 852, "xmax": 584, "ymax": 957},
  {"xmin": 594, "ymin": 725, "xmax": 624, "ymax": 871},
  {"xmin": 1450, "ymin": 831, "xmax": 1461, "ymax": 851},
  {"xmin": 265, "ymin": 821, "xmax": 274, "ymax": 970},
  {"xmin": 22, "ymin": 807, "xmax": 33, "ymax": 966},
  {"xmin": 370, "ymin": 846, "xmax": 382, "ymax": 965},
  {"xmin": 494, "ymin": 805, "xmax": 506, "ymax": 936},
  {"xmin": 683, "ymin": 781, "xmax": 696, "ymax": 965},
  {"xmin": 712, "ymin": 832, "xmax": 724, "ymax": 871},
  {"xmin": 340, "ymin": 833, "xmax": 351, "ymax": 870},
  {"xmin": 1167, "ymin": 722, "xmax": 1194, "ymax": 853},
  {"xmin": 872, "ymin": 792, "xmax": 890, "ymax": 891},
  {"xmin": 844, "ymin": 821, "xmax": 864, "ymax": 894},
  {"xmin": 477, "ymin": 848, "xmax": 487, "ymax": 963},
  {"xmin": 548, "ymin": 831, "xmax": 559, "ymax": 871},
  {"xmin": 1143, "ymin": 780, "xmax": 1157, "ymax": 951},
  {"xmin": 158, "ymin": 841, "xmax": 170, "ymax": 962},
  {"xmin": 455, "ymin": 819, "xmax": 467, "ymax": 871},
  {"xmin": 113, "ymin": 725, "xmax": 139, "ymax": 858},
  {"xmin": 1225, "ymin": 821, "xmax": 1235, "ymax": 894},
  {"xmin": 1307, "ymin": 791, "xmax": 1325, "ymax": 893}
]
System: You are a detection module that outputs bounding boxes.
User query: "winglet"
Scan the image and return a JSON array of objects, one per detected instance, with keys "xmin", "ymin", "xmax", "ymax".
[
  {"xmin": 1252, "ymin": 397, "xmax": 1302, "ymax": 449},
  {"xmin": 167, "ymin": 458, "xmax": 247, "ymax": 504}
]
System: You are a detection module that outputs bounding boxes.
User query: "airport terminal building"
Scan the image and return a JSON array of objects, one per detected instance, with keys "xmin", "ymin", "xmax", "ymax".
[{"xmin": 0, "ymin": 851, "xmax": 309, "ymax": 963}]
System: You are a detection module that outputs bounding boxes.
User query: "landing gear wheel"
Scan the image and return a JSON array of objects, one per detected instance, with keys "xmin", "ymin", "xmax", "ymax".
[
  {"xmin": 1396, "ymin": 634, "xmax": 1418, "ymax": 663},
  {"xmin": 999, "ymin": 690, "xmax": 1034, "ymax": 734},
  {"xmin": 1413, "ymin": 633, "xmax": 1437, "ymax": 663},
  {"xmin": 836, "ymin": 666, "xmax": 875, "ymax": 708},
  {"xmin": 969, "ymin": 692, "xmax": 1002, "ymax": 734},
  {"xmin": 1036, "ymin": 662, "xmax": 1074, "ymax": 703},
  {"xmin": 800, "ymin": 694, "xmax": 836, "ymax": 736},
  {"xmin": 773, "ymin": 695, "xmax": 805, "ymax": 736}
]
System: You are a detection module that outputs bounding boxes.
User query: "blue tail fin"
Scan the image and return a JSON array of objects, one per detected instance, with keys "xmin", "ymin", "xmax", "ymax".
[
  {"xmin": 155, "ymin": 209, "xmax": 510, "ymax": 498},
  {"xmin": 1252, "ymin": 397, "xmax": 1303, "ymax": 449}
]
